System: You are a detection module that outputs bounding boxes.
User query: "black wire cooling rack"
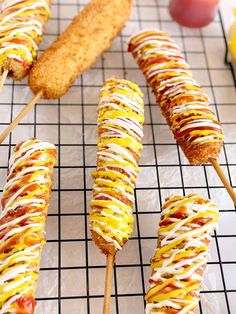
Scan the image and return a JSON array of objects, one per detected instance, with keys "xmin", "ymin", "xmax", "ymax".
[{"xmin": 1, "ymin": 1, "xmax": 236, "ymax": 313}]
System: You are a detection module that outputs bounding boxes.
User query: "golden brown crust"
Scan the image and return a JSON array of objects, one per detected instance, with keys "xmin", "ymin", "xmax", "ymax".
[
  {"xmin": 0, "ymin": 7, "xmax": 51, "ymax": 81},
  {"xmin": 180, "ymin": 141, "xmax": 223, "ymax": 165},
  {"xmin": 128, "ymin": 31, "xmax": 223, "ymax": 166},
  {"xmin": 3, "ymin": 59, "xmax": 29, "ymax": 80},
  {"xmin": 29, "ymin": 0, "xmax": 132, "ymax": 99},
  {"xmin": 0, "ymin": 139, "xmax": 56, "ymax": 313},
  {"xmin": 91, "ymin": 231, "xmax": 125, "ymax": 256},
  {"xmin": 145, "ymin": 194, "xmax": 219, "ymax": 313}
]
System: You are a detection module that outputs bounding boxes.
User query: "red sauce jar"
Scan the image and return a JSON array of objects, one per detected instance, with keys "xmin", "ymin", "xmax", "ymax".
[{"xmin": 169, "ymin": 0, "xmax": 220, "ymax": 28}]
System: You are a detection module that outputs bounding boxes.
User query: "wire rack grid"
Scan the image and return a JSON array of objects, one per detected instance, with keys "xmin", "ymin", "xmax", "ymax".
[{"xmin": 1, "ymin": 0, "xmax": 236, "ymax": 313}]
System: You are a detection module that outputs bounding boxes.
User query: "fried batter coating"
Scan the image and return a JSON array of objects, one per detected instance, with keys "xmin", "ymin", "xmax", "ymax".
[
  {"xmin": 29, "ymin": 0, "xmax": 132, "ymax": 99},
  {"xmin": 128, "ymin": 30, "xmax": 224, "ymax": 165},
  {"xmin": 89, "ymin": 77, "xmax": 144, "ymax": 255}
]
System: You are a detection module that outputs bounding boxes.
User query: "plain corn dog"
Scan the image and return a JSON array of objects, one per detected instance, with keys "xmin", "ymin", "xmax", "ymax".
[{"xmin": 28, "ymin": 0, "xmax": 132, "ymax": 99}]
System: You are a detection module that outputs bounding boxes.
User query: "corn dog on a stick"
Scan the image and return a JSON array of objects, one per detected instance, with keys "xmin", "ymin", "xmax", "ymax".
[
  {"xmin": 146, "ymin": 194, "xmax": 219, "ymax": 314},
  {"xmin": 89, "ymin": 77, "xmax": 144, "ymax": 256},
  {"xmin": 128, "ymin": 30, "xmax": 223, "ymax": 165},
  {"xmin": 29, "ymin": 0, "xmax": 132, "ymax": 99},
  {"xmin": 0, "ymin": 0, "xmax": 51, "ymax": 81},
  {"xmin": 0, "ymin": 0, "xmax": 132, "ymax": 144},
  {"xmin": 0, "ymin": 139, "xmax": 56, "ymax": 314}
]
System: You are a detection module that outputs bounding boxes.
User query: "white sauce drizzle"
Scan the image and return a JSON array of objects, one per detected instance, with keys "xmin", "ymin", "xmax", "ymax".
[
  {"xmin": 129, "ymin": 30, "xmax": 223, "ymax": 146},
  {"xmin": 0, "ymin": 0, "xmax": 50, "ymax": 64},
  {"xmin": 145, "ymin": 195, "xmax": 218, "ymax": 313},
  {"xmin": 0, "ymin": 139, "xmax": 56, "ymax": 313},
  {"xmin": 90, "ymin": 80, "xmax": 144, "ymax": 251}
]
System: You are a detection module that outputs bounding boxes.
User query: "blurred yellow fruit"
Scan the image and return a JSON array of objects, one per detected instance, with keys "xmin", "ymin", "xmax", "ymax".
[
  {"xmin": 228, "ymin": 21, "xmax": 236, "ymax": 40},
  {"xmin": 228, "ymin": 9, "xmax": 236, "ymax": 61}
]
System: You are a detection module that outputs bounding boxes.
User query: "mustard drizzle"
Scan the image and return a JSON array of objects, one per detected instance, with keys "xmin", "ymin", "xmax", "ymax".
[
  {"xmin": 0, "ymin": 139, "xmax": 56, "ymax": 313},
  {"xmin": 89, "ymin": 78, "xmax": 144, "ymax": 251},
  {"xmin": 0, "ymin": 0, "xmax": 51, "ymax": 71},
  {"xmin": 128, "ymin": 30, "xmax": 224, "ymax": 147},
  {"xmin": 145, "ymin": 194, "xmax": 219, "ymax": 314}
]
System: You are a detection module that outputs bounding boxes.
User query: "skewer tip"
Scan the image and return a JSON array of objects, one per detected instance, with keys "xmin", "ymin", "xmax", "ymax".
[{"xmin": 210, "ymin": 158, "xmax": 236, "ymax": 205}]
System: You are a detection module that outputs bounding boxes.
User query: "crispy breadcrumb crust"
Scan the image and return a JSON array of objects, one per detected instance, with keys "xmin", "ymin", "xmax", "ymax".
[
  {"xmin": 2, "ymin": 59, "xmax": 29, "ymax": 80},
  {"xmin": 180, "ymin": 141, "xmax": 222, "ymax": 165},
  {"xmin": 0, "ymin": 8, "xmax": 51, "ymax": 80},
  {"xmin": 91, "ymin": 231, "xmax": 121, "ymax": 256},
  {"xmin": 29, "ymin": 0, "xmax": 132, "ymax": 99}
]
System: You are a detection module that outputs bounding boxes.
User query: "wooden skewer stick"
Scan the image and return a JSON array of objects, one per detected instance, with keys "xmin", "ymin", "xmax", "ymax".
[
  {"xmin": 103, "ymin": 254, "xmax": 114, "ymax": 314},
  {"xmin": 0, "ymin": 69, "xmax": 8, "ymax": 91},
  {"xmin": 210, "ymin": 158, "xmax": 236, "ymax": 205},
  {"xmin": 0, "ymin": 91, "xmax": 42, "ymax": 144}
]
